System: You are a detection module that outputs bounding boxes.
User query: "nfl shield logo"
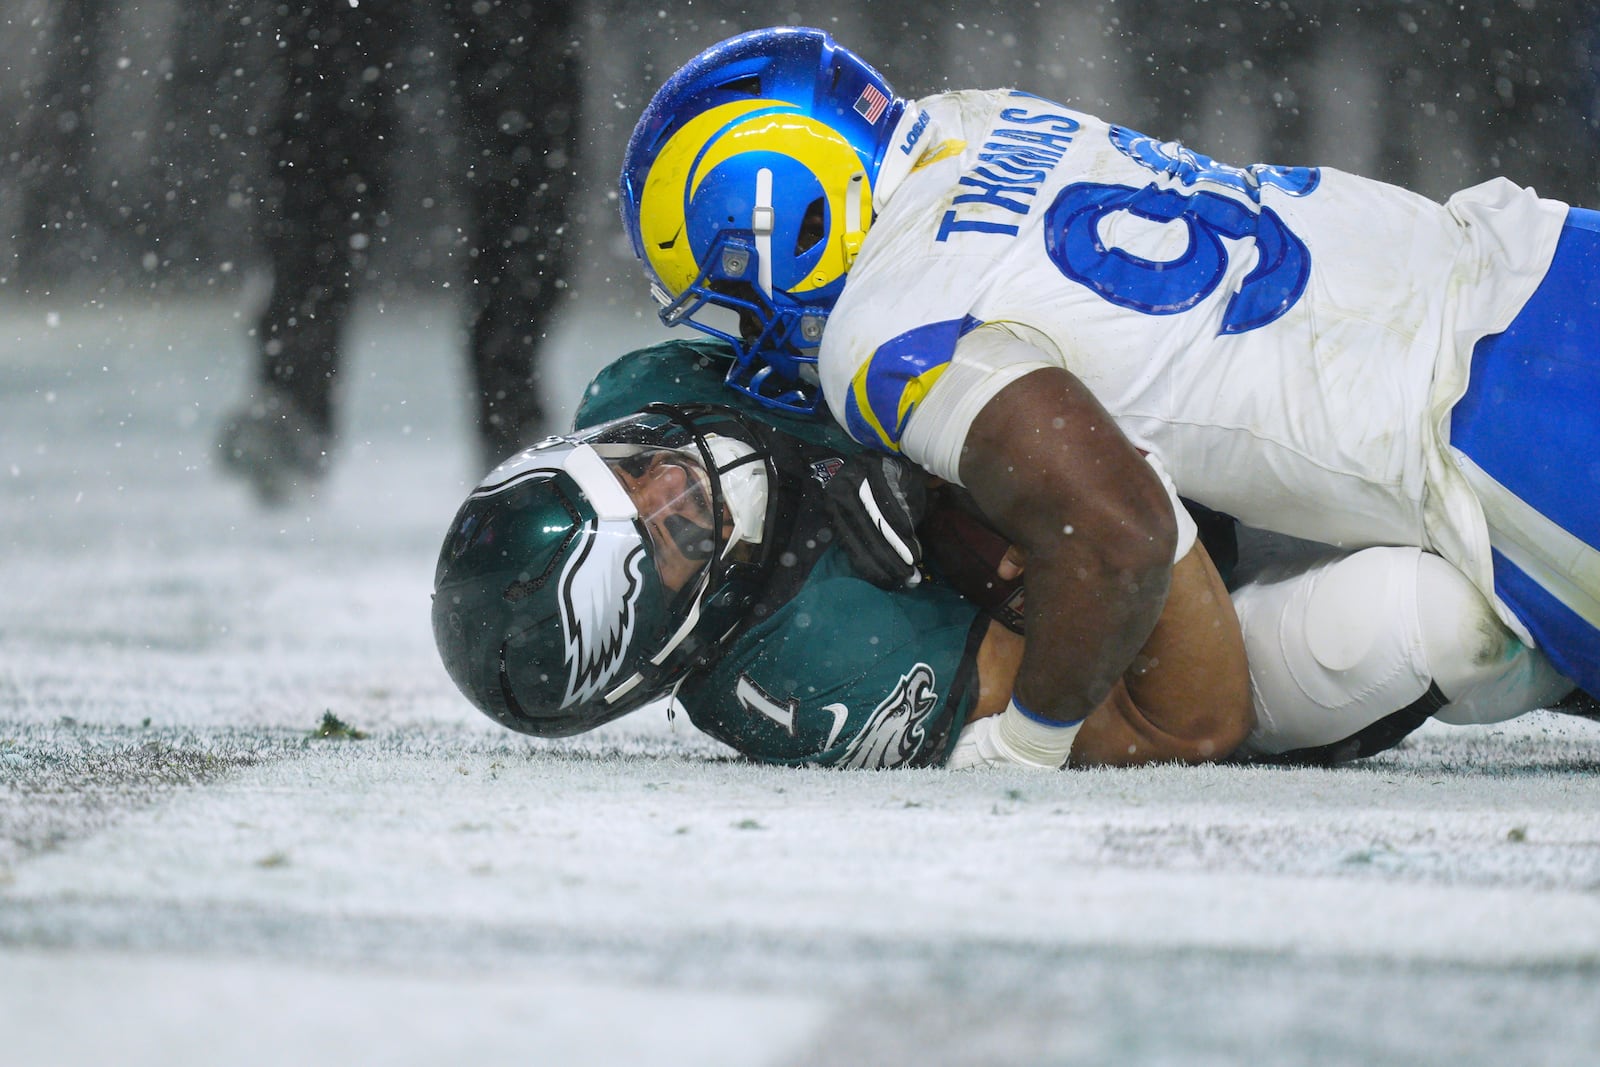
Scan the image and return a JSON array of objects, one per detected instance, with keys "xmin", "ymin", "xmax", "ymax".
[{"xmin": 810, "ymin": 456, "xmax": 845, "ymax": 486}]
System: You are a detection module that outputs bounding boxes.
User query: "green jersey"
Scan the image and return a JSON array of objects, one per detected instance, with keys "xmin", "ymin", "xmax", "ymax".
[{"xmin": 575, "ymin": 339, "xmax": 987, "ymax": 768}]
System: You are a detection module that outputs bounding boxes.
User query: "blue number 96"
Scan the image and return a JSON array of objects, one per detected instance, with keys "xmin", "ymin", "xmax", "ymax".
[{"xmin": 1043, "ymin": 180, "xmax": 1310, "ymax": 335}]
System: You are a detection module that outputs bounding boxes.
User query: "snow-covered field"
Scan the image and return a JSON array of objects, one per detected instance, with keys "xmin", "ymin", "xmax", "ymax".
[{"xmin": 3, "ymin": 295, "xmax": 1599, "ymax": 1066}]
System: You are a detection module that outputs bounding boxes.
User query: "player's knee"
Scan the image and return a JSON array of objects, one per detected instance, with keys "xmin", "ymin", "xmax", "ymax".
[
  {"xmin": 1413, "ymin": 552, "xmax": 1575, "ymax": 723},
  {"xmin": 1413, "ymin": 551, "xmax": 1512, "ymax": 700},
  {"xmin": 1235, "ymin": 546, "xmax": 1432, "ymax": 757},
  {"xmin": 1300, "ymin": 547, "xmax": 1412, "ymax": 674}
]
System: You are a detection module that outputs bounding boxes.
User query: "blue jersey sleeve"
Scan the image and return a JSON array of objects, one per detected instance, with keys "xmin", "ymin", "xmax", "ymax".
[{"xmin": 839, "ymin": 316, "xmax": 981, "ymax": 453}]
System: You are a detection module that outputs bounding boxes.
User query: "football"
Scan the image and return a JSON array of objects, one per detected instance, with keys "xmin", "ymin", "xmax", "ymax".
[{"xmin": 918, "ymin": 504, "xmax": 1025, "ymax": 633}]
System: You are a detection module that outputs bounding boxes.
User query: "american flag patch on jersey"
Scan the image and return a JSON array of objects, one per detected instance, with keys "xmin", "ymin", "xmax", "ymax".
[{"xmin": 853, "ymin": 84, "xmax": 889, "ymax": 123}]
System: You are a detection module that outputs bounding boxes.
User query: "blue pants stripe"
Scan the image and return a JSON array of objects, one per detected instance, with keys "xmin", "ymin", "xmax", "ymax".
[{"xmin": 1451, "ymin": 206, "xmax": 1600, "ymax": 693}]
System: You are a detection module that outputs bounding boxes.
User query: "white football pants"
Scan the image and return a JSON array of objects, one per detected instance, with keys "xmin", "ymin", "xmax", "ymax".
[{"xmin": 1230, "ymin": 543, "xmax": 1575, "ymax": 761}]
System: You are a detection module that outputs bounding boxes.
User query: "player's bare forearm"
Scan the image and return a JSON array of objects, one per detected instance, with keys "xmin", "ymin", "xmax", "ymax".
[
  {"xmin": 1069, "ymin": 541, "xmax": 1254, "ymax": 765},
  {"xmin": 958, "ymin": 367, "xmax": 1176, "ymax": 725}
]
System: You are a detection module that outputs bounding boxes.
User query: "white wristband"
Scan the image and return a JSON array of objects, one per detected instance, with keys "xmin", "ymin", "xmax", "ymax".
[{"xmin": 994, "ymin": 697, "xmax": 1082, "ymax": 769}]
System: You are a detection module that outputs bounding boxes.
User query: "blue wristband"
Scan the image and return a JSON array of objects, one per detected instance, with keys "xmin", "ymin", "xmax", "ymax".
[{"xmin": 1010, "ymin": 695, "xmax": 1085, "ymax": 729}]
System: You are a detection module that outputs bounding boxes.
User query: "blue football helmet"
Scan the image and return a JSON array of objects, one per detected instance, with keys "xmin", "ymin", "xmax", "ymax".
[{"xmin": 620, "ymin": 27, "xmax": 905, "ymax": 414}]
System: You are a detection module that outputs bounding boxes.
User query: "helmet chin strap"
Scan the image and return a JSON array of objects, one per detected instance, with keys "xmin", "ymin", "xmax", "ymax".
[
  {"xmin": 753, "ymin": 168, "xmax": 774, "ymax": 299},
  {"xmin": 753, "ymin": 166, "xmax": 868, "ymax": 291},
  {"xmin": 843, "ymin": 171, "xmax": 866, "ymax": 264},
  {"xmin": 602, "ymin": 434, "xmax": 769, "ymax": 707},
  {"xmin": 602, "ymin": 567, "xmax": 712, "ymax": 706}
]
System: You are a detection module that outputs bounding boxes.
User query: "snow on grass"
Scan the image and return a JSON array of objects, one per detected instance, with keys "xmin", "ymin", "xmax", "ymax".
[{"xmin": 3, "ymin": 296, "xmax": 1599, "ymax": 1064}]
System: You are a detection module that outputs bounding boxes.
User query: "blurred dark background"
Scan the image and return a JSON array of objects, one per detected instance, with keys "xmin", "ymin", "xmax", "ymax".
[{"xmin": 3, "ymin": 0, "xmax": 1598, "ymax": 307}]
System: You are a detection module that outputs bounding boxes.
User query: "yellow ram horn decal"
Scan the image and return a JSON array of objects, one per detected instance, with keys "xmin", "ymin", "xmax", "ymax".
[{"xmin": 638, "ymin": 99, "xmax": 871, "ymax": 296}]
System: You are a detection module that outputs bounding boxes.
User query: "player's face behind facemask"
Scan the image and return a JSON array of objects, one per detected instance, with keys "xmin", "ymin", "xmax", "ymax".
[
  {"xmin": 560, "ymin": 408, "xmax": 774, "ymax": 595},
  {"xmin": 599, "ymin": 444, "xmax": 724, "ymax": 594}
]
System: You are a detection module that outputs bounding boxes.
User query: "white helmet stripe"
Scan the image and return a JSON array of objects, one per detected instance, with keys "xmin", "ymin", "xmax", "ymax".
[
  {"xmin": 563, "ymin": 443, "xmax": 638, "ymax": 521},
  {"xmin": 754, "ymin": 167, "xmax": 774, "ymax": 299}
]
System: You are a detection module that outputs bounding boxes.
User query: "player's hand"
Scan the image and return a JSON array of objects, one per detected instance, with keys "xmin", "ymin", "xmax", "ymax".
[
  {"xmin": 824, "ymin": 453, "xmax": 928, "ymax": 588},
  {"xmin": 946, "ymin": 713, "xmax": 1067, "ymax": 771},
  {"xmin": 919, "ymin": 507, "xmax": 1026, "ymax": 632}
]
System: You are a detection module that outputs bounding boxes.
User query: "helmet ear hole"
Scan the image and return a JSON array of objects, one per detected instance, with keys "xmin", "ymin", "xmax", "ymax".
[
  {"xmin": 795, "ymin": 197, "xmax": 826, "ymax": 257},
  {"xmin": 620, "ymin": 26, "xmax": 904, "ymax": 413}
]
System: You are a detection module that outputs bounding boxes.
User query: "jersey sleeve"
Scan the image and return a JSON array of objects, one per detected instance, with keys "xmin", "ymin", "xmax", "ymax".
[
  {"xmin": 895, "ymin": 324, "xmax": 1055, "ymax": 484},
  {"xmin": 679, "ymin": 548, "xmax": 988, "ymax": 768},
  {"xmin": 826, "ymin": 309, "xmax": 1052, "ymax": 484}
]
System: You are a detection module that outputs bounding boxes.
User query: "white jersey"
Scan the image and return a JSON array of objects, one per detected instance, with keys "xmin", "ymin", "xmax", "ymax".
[{"xmin": 820, "ymin": 89, "xmax": 1566, "ymax": 632}]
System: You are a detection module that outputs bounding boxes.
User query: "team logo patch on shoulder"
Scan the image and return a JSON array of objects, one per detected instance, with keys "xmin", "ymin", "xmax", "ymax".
[{"xmin": 838, "ymin": 663, "xmax": 939, "ymax": 769}]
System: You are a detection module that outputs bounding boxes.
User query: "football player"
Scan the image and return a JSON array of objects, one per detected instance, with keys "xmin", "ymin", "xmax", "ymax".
[
  {"xmin": 431, "ymin": 339, "xmax": 1571, "ymax": 771},
  {"xmin": 431, "ymin": 337, "xmax": 1253, "ymax": 769},
  {"xmin": 618, "ymin": 27, "xmax": 1599, "ymax": 769}
]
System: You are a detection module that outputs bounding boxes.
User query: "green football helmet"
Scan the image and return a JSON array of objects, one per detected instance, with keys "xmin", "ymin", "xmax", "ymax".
[{"xmin": 432, "ymin": 404, "xmax": 781, "ymax": 737}]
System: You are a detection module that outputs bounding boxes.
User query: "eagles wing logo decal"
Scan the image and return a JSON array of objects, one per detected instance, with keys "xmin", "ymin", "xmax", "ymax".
[
  {"xmin": 837, "ymin": 663, "xmax": 939, "ymax": 769},
  {"xmin": 558, "ymin": 521, "xmax": 646, "ymax": 707}
]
